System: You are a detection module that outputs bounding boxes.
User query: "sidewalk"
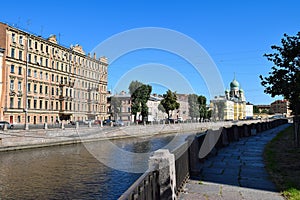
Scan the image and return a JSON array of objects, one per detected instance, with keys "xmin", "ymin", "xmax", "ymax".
[{"xmin": 179, "ymin": 124, "xmax": 290, "ymax": 200}]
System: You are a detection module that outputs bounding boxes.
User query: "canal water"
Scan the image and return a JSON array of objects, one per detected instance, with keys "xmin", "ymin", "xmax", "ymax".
[{"xmin": 0, "ymin": 133, "xmax": 192, "ymax": 200}]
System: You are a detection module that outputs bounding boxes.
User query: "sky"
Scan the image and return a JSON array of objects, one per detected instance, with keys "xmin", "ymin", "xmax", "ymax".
[{"xmin": 1, "ymin": 0, "xmax": 300, "ymax": 104}]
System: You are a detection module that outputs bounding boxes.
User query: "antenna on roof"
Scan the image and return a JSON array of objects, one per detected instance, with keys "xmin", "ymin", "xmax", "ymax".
[{"xmin": 26, "ymin": 19, "xmax": 31, "ymax": 31}]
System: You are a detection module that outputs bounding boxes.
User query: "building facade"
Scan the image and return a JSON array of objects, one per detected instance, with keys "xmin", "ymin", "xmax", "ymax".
[
  {"xmin": 270, "ymin": 99, "xmax": 291, "ymax": 116},
  {"xmin": 210, "ymin": 77, "xmax": 249, "ymax": 121},
  {"xmin": 0, "ymin": 22, "xmax": 108, "ymax": 124}
]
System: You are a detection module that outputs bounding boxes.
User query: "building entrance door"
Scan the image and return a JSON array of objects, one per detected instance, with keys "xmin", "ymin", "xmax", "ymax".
[
  {"xmin": 9, "ymin": 116, "xmax": 13, "ymax": 124},
  {"xmin": 34, "ymin": 116, "xmax": 36, "ymax": 124}
]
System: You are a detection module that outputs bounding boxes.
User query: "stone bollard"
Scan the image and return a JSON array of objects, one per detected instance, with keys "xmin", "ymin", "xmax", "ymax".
[
  {"xmin": 88, "ymin": 121, "xmax": 92, "ymax": 128},
  {"xmin": 100, "ymin": 120, "xmax": 103, "ymax": 127},
  {"xmin": 61, "ymin": 123, "xmax": 65, "ymax": 130},
  {"xmin": 149, "ymin": 149, "xmax": 177, "ymax": 200},
  {"xmin": 44, "ymin": 123, "xmax": 48, "ymax": 130},
  {"xmin": 3, "ymin": 124, "xmax": 7, "ymax": 131},
  {"xmin": 76, "ymin": 122, "xmax": 79, "ymax": 129}
]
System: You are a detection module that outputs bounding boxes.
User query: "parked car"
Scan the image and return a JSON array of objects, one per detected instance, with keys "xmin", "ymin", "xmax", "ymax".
[
  {"xmin": 103, "ymin": 119, "xmax": 112, "ymax": 126},
  {"xmin": 0, "ymin": 121, "xmax": 14, "ymax": 129},
  {"xmin": 113, "ymin": 120, "xmax": 124, "ymax": 126}
]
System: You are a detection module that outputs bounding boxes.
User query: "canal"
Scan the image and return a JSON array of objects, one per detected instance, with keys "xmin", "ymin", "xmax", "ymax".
[{"xmin": 0, "ymin": 132, "xmax": 193, "ymax": 199}]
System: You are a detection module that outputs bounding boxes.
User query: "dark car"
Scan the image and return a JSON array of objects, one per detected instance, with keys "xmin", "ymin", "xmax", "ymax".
[
  {"xmin": 0, "ymin": 121, "xmax": 14, "ymax": 129},
  {"xmin": 103, "ymin": 119, "xmax": 112, "ymax": 126}
]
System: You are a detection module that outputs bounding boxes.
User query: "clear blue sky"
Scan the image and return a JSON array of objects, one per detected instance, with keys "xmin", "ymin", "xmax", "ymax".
[{"xmin": 1, "ymin": 0, "xmax": 300, "ymax": 104}]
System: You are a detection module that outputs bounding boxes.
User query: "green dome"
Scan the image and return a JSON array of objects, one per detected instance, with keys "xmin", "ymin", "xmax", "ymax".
[
  {"xmin": 230, "ymin": 79, "xmax": 239, "ymax": 89},
  {"xmin": 225, "ymin": 89, "xmax": 229, "ymax": 93},
  {"xmin": 239, "ymin": 88, "xmax": 244, "ymax": 93}
]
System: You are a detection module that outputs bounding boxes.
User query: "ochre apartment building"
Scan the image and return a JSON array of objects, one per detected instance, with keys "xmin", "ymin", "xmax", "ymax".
[{"xmin": 0, "ymin": 22, "xmax": 108, "ymax": 124}]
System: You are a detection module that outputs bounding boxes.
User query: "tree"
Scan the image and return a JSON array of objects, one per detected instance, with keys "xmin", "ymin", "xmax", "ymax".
[
  {"xmin": 129, "ymin": 81, "xmax": 152, "ymax": 122},
  {"xmin": 253, "ymin": 106, "xmax": 260, "ymax": 114},
  {"xmin": 198, "ymin": 95, "xmax": 207, "ymax": 122},
  {"xmin": 160, "ymin": 90, "xmax": 180, "ymax": 119},
  {"xmin": 188, "ymin": 94, "xmax": 200, "ymax": 120},
  {"xmin": 110, "ymin": 96, "xmax": 122, "ymax": 120},
  {"xmin": 129, "ymin": 80, "xmax": 143, "ymax": 95},
  {"xmin": 260, "ymin": 32, "xmax": 300, "ymax": 146}
]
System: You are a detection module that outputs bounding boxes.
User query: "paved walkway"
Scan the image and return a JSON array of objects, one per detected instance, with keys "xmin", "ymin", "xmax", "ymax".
[{"xmin": 179, "ymin": 124, "xmax": 290, "ymax": 200}]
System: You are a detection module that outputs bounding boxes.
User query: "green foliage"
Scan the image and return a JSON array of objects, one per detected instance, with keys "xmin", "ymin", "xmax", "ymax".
[
  {"xmin": 129, "ymin": 81, "xmax": 152, "ymax": 122},
  {"xmin": 198, "ymin": 95, "xmax": 207, "ymax": 121},
  {"xmin": 253, "ymin": 106, "xmax": 259, "ymax": 113},
  {"xmin": 160, "ymin": 90, "xmax": 180, "ymax": 119},
  {"xmin": 260, "ymin": 32, "xmax": 300, "ymax": 115},
  {"xmin": 129, "ymin": 80, "xmax": 143, "ymax": 95},
  {"xmin": 188, "ymin": 94, "xmax": 200, "ymax": 120},
  {"xmin": 110, "ymin": 96, "xmax": 122, "ymax": 120}
]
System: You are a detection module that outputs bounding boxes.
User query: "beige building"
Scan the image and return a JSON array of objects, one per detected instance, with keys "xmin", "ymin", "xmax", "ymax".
[
  {"xmin": 210, "ymin": 77, "xmax": 249, "ymax": 121},
  {"xmin": 0, "ymin": 22, "xmax": 108, "ymax": 124}
]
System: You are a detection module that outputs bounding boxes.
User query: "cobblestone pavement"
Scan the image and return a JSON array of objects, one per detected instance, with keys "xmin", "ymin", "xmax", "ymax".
[{"xmin": 179, "ymin": 124, "xmax": 290, "ymax": 200}]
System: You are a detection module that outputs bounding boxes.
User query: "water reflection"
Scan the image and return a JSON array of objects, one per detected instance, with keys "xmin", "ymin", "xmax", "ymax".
[{"xmin": 0, "ymin": 133, "xmax": 192, "ymax": 199}]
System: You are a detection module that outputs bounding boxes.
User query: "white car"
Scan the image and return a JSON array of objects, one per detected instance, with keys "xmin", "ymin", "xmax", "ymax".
[{"xmin": 0, "ymin": 121, "xmax": 14, "ymax": 129}]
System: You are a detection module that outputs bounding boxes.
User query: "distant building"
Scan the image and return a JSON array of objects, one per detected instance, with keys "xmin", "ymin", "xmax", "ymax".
[
  {"xmin": 245, "ymin": 103, "xmax": 254, "ymax": 119},
  {"xmin": 147, "ymin": 94, "xmax": 165, "ymax": 121},
  {"xmin": 108, "ymin": 91, "xmax": 131, "ymax": 122},
  {"xmin": 270, "ymin": 100, "xmax": 292, "ymax": 116},
  {"xmin": 255, "ymin": 105, "xmax": 271, "ymax": 114},
  {"xmin": 210, "ymin": 76, "xmax": 251, "ymax": 121}
]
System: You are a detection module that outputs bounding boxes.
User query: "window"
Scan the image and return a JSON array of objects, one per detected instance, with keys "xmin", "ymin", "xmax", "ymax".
[
  {"xmin": 10, "ymin": 97, "xmax": 14, "ymax": 108},
  {"xmin": 45, "ymin": 73, "xmax": 48, "ymax": 80},
  {"xmin": 19, "ymin": 50, "xmax": 23, "ymax": 60},
  {"xmin": 18, "ymin": 66, "xmax": 22, "ymax": 75},
  {"xmin": 45, "ymin": 59, "xmax": 48, "ymax": 67},
  {"xmin": 35, "ymin": 41, "xmax": 38, "ymax": 49},
  {"xmin": 10, "ymin": 79, "xmax": 14, "ymax": 90},
  {"xmin": 40, "ymin": 100, "xmax": 43, "ymax": 109},
  {"xmin": 18, "ymin": 81, "xmax": 22, "ymax": 91},
  {"xmin": 27, "ymin": 83, "xmax": 31, "ymax": 92},
  {"xmin": 33, "ymin": 100, "xmax": 37, "ymax": 109},
  {"xmin": 56, "ymin": 88, "xmax": 59, "ymax": 95},
  {"xmin": 51, "ymin": 87, "xmax": 54, "ymax": 95},
  {"xmin": 12, "ymin": 33, "xmax": 16, "ymax": 43},
  {"xmin": 28, "ymin": 54, "xmax": 32, "ymax": 63},
  {"xmin": 27, "ymin": 99, "xmax": 31, "ymax": 109},
  {"xmin": 34, "ymin": 55, "xmax": 37, "ymax": 64},
  {"xmin": 11, "ymin": 48, "xmax": 15, "ymax": 58},
  {"xmin": 18, "ymin": 98, "xmax": 21, "ymax": 108},
  {"xmin": 10, "ymin": 65, "xmax": 15, "ymax": 73},
  {"xmin": 19, "ymin": 36, "xmax": 23, "ymax": 45},
  {"xmin": 45, "ymin": 116, "xmax": 48, "ymax": 123},
  {"xmin": 51, "ymin": 101, "xmax": 53, "ymax": 110},
  {"xmin": 17, "ymin": 116, "xmax": 21, "ymax": 123},
  {"xmin": 28, "ymin": 68, "xmax": 31, "ymax": 76},
  {"xmin": 40, "ymin": 43, "xmax": 43, "ymax": 52},
  {"xmin": 34, "ymin": 70, "xmax": 37, "ymax": 78},
  {"xmin": 39, "ymin": 71, "xmax": 43, "ymax": 79},
  {"xmin": 56, "ymin": 102, "xmax": 59, "ymax": 110},
  {"xmin": 33, "ymin": 84, "xmax": 37, "ymax": 93},
  {"xmin": 39, "ymin": 85, "xmax": 43, "ymax": 94},
  {"xmin": 28, "ymin": 39, "xmax": 32, "ymax": 48},
  {"xmin": 39, "ymin": 116, "xmax": 43, "ymax": 123},
  {"xmin": 28, "ymin": 116, "xmax": 30, "ymax": 123},
  {"xmin": 56, "ymin": 75, "xmax": 59, "ymax": 82},
  {"xmin": 45, "ymin": 101, "xmax": 48, "ymax": 109},
  {"xmin": 40, "ymin": 57, "xmax": 43, "ymax": 66},
  {"xmin": 46, "ymin": 46, "xmax": 48, "ymax": 53},
  {"xmin": 45, "ymin": 86, "xmax": 48, "ymax": 94}
]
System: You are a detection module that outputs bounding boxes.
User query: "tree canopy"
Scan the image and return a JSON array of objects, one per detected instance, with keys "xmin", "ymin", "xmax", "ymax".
[
  {"xmin": 260, "ymin": 32, "xmax": 300, "ymax": 115},
  {"xmin": 188, "ymin": 94, "xmax": 200, "ymax": 120},
  {"xmin": 160, "ymin": 90, "xmax": 180, "ymax": 119},
  {"xmin": 198, "ymin": 95, "xmax": 207, "ymax": 121},
  {"xmin": 129, "ymin": 81, "xmax": 152, "ymax": 122}
]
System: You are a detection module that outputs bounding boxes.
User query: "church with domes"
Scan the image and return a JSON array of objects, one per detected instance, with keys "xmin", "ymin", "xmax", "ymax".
[{"xmin": 210, "ymin": 76, "xmax": 253, "ymax": 121}]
